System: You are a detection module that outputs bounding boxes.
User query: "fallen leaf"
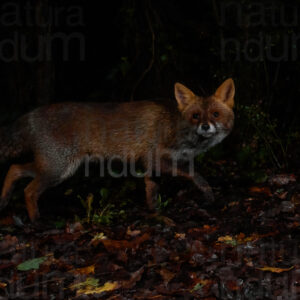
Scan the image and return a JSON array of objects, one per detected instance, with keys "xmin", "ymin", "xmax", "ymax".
[
  {"xmin": 17, "ymin": 256, "xmax": 48, "ymax": 271},
  {"xmin": 77, "ymin": 281, "xmax": 119, "ymax": 295},
  {"xmin": 69, "ymin": 265, "xmax": 95, "ymax": 275},
  {"xmin": 156, "ymin": 215, "xmax": 176, "ymax": 227},
  {"xmin": 0, "ymin": 282, "xmax": 7, "ymax": 289},
  {"xmin": 174, "ymin": 233, "xmax": 186, "ymax": 240},
  {"xmin": 191, "ymin": 282, "xmax": 203, "ymax": 292},
  {"xmin": 69, "ymin": 277, "xmax": 99, "ymax": 290},
  {"xmin": 257, "ymin": 266, "xmax": 294, "ymax": 273},
  {"xmin": 217, "ymin": 235, "xmax": 237, "ymax": 246},
  {"xmin": 277, "ymin": 191, "xmax": 288, "ymax": 200},
  {"xmin": 101, "ymin": 233, "xmax": 150, "ymax": 252},
  {"xmin": 235, "ymin": 232, "xmax": 279, "ymax": 244},
  {"xmin": 228, "ymin": 201, "xmax": 239, "ymax": 207},
  {"xmin": 126, "ymin": 227, "xmax": 141, "ymax": 237},
  {"xmin": 159, "ymin": 268, "xmax": 176, "ymax": 284},
  {"xmin": 190, "ymin": 279, "xmax": 212, "ymax": 293},
  {"xmin": 268, "ymin": 174, "xmax": 296, "ymax": 186},
  {"xmin": 244, "ymin": 257, "xmax": 254, "ymax": 267},
  {"xmin": 236, "ymin": 232, "xmax": 245, "ymax": 241},
  {"xmin": 90, "ymin": 232, "xmax": 107, "ymax": 246},
  {"xmin": 188, "ymin": 225, "xmax": 218, "ymax": 237},
  {"xmin": 70, "ymin": 267, "xmax": 144, "ymax": 296},
  {"xmin": 249, "ymin": 186, "xmax": 272, "ymax": 197}
]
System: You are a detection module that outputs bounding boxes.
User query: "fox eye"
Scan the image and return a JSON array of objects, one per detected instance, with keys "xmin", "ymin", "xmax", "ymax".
[
  {"xmin": 192, "ymin": 113, "xmax": 200, "ymax": 120},
  {"xmin": 213, "ymin": 112, "xmax": 219, "ymax": 118}
]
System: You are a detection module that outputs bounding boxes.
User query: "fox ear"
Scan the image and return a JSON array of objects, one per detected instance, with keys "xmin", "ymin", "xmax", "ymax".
[
  {"xmin": 174, "ymin": 83, "xmax": 196, "ymax": 111},
  {"xmin": 214, "ymin": 78, "xmax": 235, "ymax": 109}
]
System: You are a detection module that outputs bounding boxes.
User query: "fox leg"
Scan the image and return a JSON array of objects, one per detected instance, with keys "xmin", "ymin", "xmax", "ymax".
[
  {"xmin": 176, "ymin": 168, "xmax": 214, "ymax": 201},
  {"xmin": 144, "ymin": 176, "xmax": 159, "ymax": 211},
  {"xmin": 0, "ymin": 163, "xmax": 36, "ymax": 210},
  {"xmin": 161, "ymin": 159, "xmax": 214, "ymax": 202},
  {"xmin": 24, "ymin": 176, "xmax": 60, "ymax": 222}
]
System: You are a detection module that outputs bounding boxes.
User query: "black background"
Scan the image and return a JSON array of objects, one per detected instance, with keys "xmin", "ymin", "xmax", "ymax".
[{"xmin": 0, "ymin": 0, "xmax": 299, "ymax": 169}]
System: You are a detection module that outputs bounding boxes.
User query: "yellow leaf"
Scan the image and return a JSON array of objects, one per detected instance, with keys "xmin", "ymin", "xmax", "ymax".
[
  {"xmin": 257, "ymin": 266, "xmax": 294, "ymax": 273},
  {"xmin": 0, "ymin": 282, "xmax": 7, "ymax": 289},
  {"xmin": 217, "ymin": 235, "xmax": 237, "ymax": 246},
  {"xmin": 64, "ymin": 189, "xmax": 73, "ymax": 195},
  {"xmin": 217, "ymin": 235, "xmax": 233, "ymax": 242},
  {"xmin": 78, "ymin": 281, "xmax": 119, "ymax": 295},
  {"xmin": 91, "ymin": 232, "xmax": 107, "ymax": 242},
  {"xmin": 69, "ymin": 265, "xmax": 95, "ymax": 275}
]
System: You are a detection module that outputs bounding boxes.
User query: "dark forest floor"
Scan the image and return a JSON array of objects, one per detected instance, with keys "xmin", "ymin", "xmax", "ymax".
[{"xmin": 0, "ymin": 161, "xmax": 299, "ymax": 299}]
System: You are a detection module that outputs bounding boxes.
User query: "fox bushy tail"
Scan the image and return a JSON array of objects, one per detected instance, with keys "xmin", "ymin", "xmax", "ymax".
[{"xmin": 0, "ymin": 119, "xmax": 29, "ymax": 163}]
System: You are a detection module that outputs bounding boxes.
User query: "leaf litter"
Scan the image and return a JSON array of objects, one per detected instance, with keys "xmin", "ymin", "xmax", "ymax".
[{"xmin": 0, "ymin": 168, "xmax": 299, "ymax": 299}]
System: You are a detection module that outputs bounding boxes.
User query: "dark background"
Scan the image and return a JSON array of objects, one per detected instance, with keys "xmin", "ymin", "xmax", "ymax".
[{"xmin": 0, "ymin": 0, "xmax": 299, "ymax": 177}]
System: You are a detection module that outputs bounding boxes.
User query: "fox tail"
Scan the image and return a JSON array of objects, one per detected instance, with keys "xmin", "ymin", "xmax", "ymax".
[{"xmin": 0, "ymin": 118, "xmax": 29, "ymax": 163}]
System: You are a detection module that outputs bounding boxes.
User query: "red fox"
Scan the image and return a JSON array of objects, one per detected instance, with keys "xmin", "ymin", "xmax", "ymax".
[{"xmin": 0, "ymin": 79, "xmax": 234, "ymax": 222}]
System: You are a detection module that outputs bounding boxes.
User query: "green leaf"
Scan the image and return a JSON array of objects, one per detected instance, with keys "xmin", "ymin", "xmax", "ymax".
[
  {"xmin": 192, "ymin": 283, "xmax": 203, "ymax": 291},
  {"xmin": 70, "ymin": 277, "xmax": 99, "ymax": 290},
  {"xmin": 17, "ymin": 256, "xmax": 48, "ymax": 271}
]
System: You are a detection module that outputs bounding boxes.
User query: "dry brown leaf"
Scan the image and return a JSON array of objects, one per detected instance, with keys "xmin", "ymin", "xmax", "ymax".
[
  {"xmin": 174, "ymin": 233, "xmax": 186, "ymax": 240},
  {"xmin": 257, "ymin": 266, "xmax": 294, "ymax": 273},
  {"xmin": 249, "ymin": 186, "xmax": 272, "ymax": 197},
  {"xmin": 228, "ymin": 201, "xmax": 239, "ymax": 207},
  {"xmin": 188, "ymin": 225, "xmax": 218, "ymax": 235},
  {"xmin": 268, "ymin": 174, "xmax": 296, "ymax": 186},
  {"xmin": 126, "ymin": 227, "xmax": 141, "ymax": 237},
  {"xmin": 101, "ymin": 233, "xmax": 150, "ymax": 252},
  {"xmin": 277, "ymin": 191, "xmax": 288, "ymax": 199},
  {"xmin": 159, "ymin": 268, "xmax": 176, "ymax": 283}
]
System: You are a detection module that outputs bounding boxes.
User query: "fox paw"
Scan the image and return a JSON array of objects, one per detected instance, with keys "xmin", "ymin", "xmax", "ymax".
[
  {"xmin": 204, "ymin": 190, "xmax": 215, "ymax": 202},
  {"xmin": 0, "ymin": 197, "xmax": 9, "ymax": 211},
  {"xmin": 200, "ymin": 186, "xmax": 215, "ymax": 202}
]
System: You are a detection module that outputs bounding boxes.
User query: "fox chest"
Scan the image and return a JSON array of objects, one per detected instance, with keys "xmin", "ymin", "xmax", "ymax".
[{"xmin": 170, "ymin": 131, "xmax": 227, "ymax": 161}]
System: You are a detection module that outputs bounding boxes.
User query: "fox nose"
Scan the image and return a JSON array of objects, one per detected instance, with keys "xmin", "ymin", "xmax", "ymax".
[{"xmin": 201, "ymin": 123, "xmax": 210, "ymax": 131}]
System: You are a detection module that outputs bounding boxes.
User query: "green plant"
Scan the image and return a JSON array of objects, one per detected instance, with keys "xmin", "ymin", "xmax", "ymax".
[
  {"xmin": 78, "ymin": 187, "xmax": 127, "ymax": 225},
  {"xmin": 239, "ymin": 104, "xmax": 288, "ymax": 169},
  {"xmin": 78, "ymin": 193, "xmax": 94, "ymax": 223},
  {"xmin": 157, "ymin": 194, "xmax": 171, "ymax": 211}
]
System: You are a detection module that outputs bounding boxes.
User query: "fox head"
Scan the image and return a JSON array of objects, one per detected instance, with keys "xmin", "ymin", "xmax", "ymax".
[{"xmin": 174, "ymin": 78, "xmax": 235, "ymax": 140}]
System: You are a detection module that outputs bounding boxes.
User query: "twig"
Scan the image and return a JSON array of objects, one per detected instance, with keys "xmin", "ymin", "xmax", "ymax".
[{"xmin": 130, "ymin": 0, "xmax": 155, "ymax": 101}]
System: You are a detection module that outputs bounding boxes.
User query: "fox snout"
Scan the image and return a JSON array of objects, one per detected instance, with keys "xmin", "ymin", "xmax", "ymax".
[{"xmin": 197, "ymin": 122, "xmax": 217, "ymax": 137}]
